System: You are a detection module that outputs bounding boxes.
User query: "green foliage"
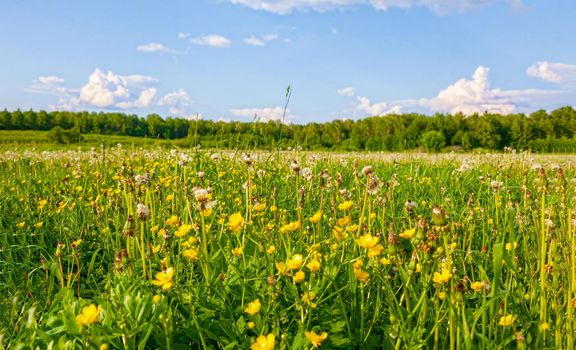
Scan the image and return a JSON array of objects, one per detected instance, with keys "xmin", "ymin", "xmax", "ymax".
[{"xmin": 420, "ymin": 130, "xmax": 446, "ymax": 152}]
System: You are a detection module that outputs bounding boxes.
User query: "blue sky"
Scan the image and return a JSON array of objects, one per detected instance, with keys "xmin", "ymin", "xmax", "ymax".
[{"xmin": 1, "ymin": 0, "xmax": 575, "ymax": 124}]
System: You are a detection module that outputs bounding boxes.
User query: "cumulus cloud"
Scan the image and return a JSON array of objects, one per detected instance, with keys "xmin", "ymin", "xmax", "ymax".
[
  {"xmin": 158, "ymin": 89, "xmax": 192, "ymax": 116},
  {"xmin": 226, "ymin": 0, "xmax": 522, "ymax": 14},
  {"xmin": 244, "ymin": 33, "xmax": 279, "ymax": 46},
  {"xmin": 191, "ymin": 35, "xmax": 231, "ymax": 48},
  {"xmin": 178, "ymin": 32, "xmax": 190, "ymax": 39},
  {"xmin": 136, "ymin": 43, "xmax": 176, "ymax": 53},
  {"xmin": 527, "ymin": 61, "xmax": 576, "ymax": 85},
  {"xmin": 230, "ymin": 106, "xmax": 293, "ymax": 123},
  {"xmin": 337, "ymin": 87, "xmax": 356, "ymax": 96},
  {"xmin": 78, "ymin": 68, "xmax": 158, "ymax": 109},
  {"xmin": 355, "ymin": 64, "xmax": 574, "ymax": 117}
]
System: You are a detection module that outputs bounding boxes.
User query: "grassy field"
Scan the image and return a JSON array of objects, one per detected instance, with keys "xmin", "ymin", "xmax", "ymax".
[{"xmin": 1, "ymin": 147, "xmax": 575, "ymax": 349}]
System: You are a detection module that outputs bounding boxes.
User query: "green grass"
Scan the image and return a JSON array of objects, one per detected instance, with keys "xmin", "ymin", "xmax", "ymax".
[{"xmin": 0, "ymin": 147, "xmax": 575, "ymax": 349}]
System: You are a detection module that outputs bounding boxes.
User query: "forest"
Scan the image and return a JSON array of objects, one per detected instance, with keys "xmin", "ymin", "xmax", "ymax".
[{"xmin": 1, "ymin": 106, "xmax": 576, "ymax": 152}]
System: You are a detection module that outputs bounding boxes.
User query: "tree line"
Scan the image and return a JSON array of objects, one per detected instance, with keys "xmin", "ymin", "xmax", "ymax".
[{"xmin": 1, "ymin": 107, "xmax": 576, "ymax": 152}]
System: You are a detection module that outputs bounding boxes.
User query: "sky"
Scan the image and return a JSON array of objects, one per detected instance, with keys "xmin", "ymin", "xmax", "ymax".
[{"xmin": 1, "ymin": 0, "xmax": 576, "ymax": 124}]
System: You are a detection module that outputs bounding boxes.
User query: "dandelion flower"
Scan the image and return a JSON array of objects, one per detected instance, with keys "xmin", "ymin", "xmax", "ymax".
[
  {"xmin": 432, "ymin": 269, "xmax": 452, "ymax": 284},
  {"xmin": 279, "ymin": 221, "xmax": 300, "ymax": 234},
  {"xmin": 166, "ymin": 215, "xmax": 179, "ymax": 227},
  {"xmin": 244, "ymin": 299, "xmax": 261, "ymax": 315},
  {"xmin": 250, "ymin": 333, "xmax": 275, "ymax": 350},
  {"xmin": 227, "ymin": 213, "xmax": 245, "ymax": 233},
  {"xmin": 309, "ymin": 211, "xmax": 322, "ymax": 224},
  {"xmin": 16, "ymin": 222, "xmax": 25, "ymax": 228},
  {"xmin": 305, "ymin": 331, "xmax": 328, "ymax": 348},
  {"xmin": 76, "ymin": 304, "xmax": 103, "ymax": 326},
  {"xmin": 399, "ymin": 228, "xmax": 415, "ymax": 239},
  {"xmin": 470, "ymin": 281, "xmax": 485, "ymax": 292},
  {"xmin": 232, "ymin": 246, "xmax": 244, "ymax": 256},
  {"xmin": 175, "ymin": 224, "xmax": 193, "ymax": 238},
  {"xmin": 338, "ymin": 201, "xmax": 353, "ymax": 211},
  {"xmin": 34, "ymin": 222, "xmax": 44, "ymax": 229},
  {"xmin": 152, "ymin": 267, "xmax": 174, "ymax": 291}
]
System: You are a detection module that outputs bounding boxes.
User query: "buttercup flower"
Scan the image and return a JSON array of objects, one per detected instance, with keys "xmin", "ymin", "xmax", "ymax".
[
  {"xmin": 250, "ymin": 333, "xmax": 275, "ymax": 350},
  {"xmin": 244, "ymin": 299, "xmax": 262, "ymax": 315},
  {"xmin": 76, "ymin": 304, "xmax": 103, "ymax": 326},
  {"xmin": 152, "ymin": 267, "xmax": 174, "ymax": 291},
  {"xmin": 305, "ymin": 331, "xmax": 328, "ymax": 348},
  {"xmin": 227, "ymin": 213, "xmax": 245, "ymax": 233}
]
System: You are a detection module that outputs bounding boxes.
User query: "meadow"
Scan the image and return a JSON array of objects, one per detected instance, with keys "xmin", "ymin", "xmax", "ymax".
[{"xmin": 1, "ymin": 146, "xmax": 576, "ymax": 349}]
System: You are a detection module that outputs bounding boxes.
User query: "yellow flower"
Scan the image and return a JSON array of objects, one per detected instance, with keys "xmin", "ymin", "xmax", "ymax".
[
  {"xmin": 301, "ymin": 291, "xmax": 318, "ymax": 308},
  {"xmin": 352, "ymin": 259, "xmax": 363, "ymax": 270},
  {"xmin": 540, "ymin": 322, "xmax": 550, "ymax": 331},
  {"xmin": 16, "ymin": 222, "xmax": 25, "ymax": 228},
  {"xmin": 438, "ymin": 292, "xmax": 446, "ymax": 300},
  {"xmin": 276, "ymin": 262, "xmax": 289, "ymax": 275},
  {"xmin": 470, "ymin": 281, "xmax": 485, "ymax": 292},
  {"xmin": 354, "ymin": 269, "xmax": 370, "ymax": 284},
  {"xmin": 286, "ymin": 254, "xmax": 304, "ymax": 270},
  {"xmin": 293, "ymin": 270, "xmax": 306, "ymax": 283},
  {"xmin": 279, "ymin": 221, "xmax": 300, "ymax": 234},
  {"xmin": 152, "ymin": 267, "xmax": 174, "ymax": 291},
  {"xmin": 332, "ymin": 226, "xmax": 348, "ymax": 240},
  {"xmin": 253, "ymin": 203, "xmax": 266, "ymax": 212},
  {"xmin": 498, "ymin": 314, "xmax": 515, "ymax": 327},
  {"xmin": 201, "ymin": 208, "xmax": 213, "ymax": 217},
  {"xmin": 267, "ymin": 246, "xmax": 277, "ymax": 254},
  {"xmin": 182, "ymin": 248, "xmax": 198, "ymax": 261},
  {"xmin": 309, "ymin": 211, "xmax": 322, "ymax": 224},
  {"xmin": 338, "ymin": 201, "xmax": 353, "ymax": 211},
  {"xmin": 336, "ymin": 216, "xmax": 350, "ymax": 227},
  {"xmin": 270, "ymin": 205, "xmax": 277, "ymax": 213},
  {"xmin": 71, "ymin": 239, "xmax": 82, "ymax": 248},
  {"xmin": 505, "ymin": 242, "xmax": 518, "ymax": 251},
  {"xmin": 34, "ymin": 222, "xmax": 44, "ymax": 229},
  {"xmin": 232, "ymin": 246, "xmax": 244, "ymax": 256},
  {"xmin": 305, "ymin": 331, "xmax": 328, "ymax": 348},
  {"xmin": 367, "ymin": 244, "xmax": 384, "ymax": 257},
  {"xmin": 76, "ymin": 304, "xmax": 103, "ymax": 326},
  {"xmin": 227, "ymin": 213, "xmax": 245, "ymax": 233},
  {"xmin": 357, "ymin": 234, "xmax": 379, "ymax": 249},
  {"xmin": 250, "ymin": 333, "xmax": 275, "ymax": 350},
  {"xmin": 432, "ymin": 269, "xmax": 452, "ymax": 284},
  {"xmin": 37, "ymin": 199, "xmax": 48, "ymax": 210},
  {"xmin": 175, "ymin": 224, "xmax": 193, "ymax": 238},
  {"xmin": 152, "ymin": 294, "xmax": 162, "ymax": 304},
  {"xmin": 399, "ymin": 228, "xmax": 416, "ymax": 239},
  {"xmin": 380, "ymin": 257, "xmax": 392, "ymax": 265},
  {"xmin": 306, "ymin": 260, "xmax": 321, "ymax": 273},
  {"xmin": 165, "ymin": 194, "xmax": 174, "ymax": 202},
  {"xmin": 247, "ymin": 321, "xmax": 256, "ymax": 329},
  {"xmin": 165, "ymin": 215, "xmax": 179, "ymax": 227},
  {"xmin": 244, "ymin": 299, "xmax": 261, "ymax": 315}
]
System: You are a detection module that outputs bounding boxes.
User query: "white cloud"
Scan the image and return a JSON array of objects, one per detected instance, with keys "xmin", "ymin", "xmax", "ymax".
[
  {"xmin": 226, "ymin": 0, "xmax": 523, "ymax": 14},
  {"xmin": 337, "ymin": 87, "xmax": 356, "ymax": 96},
  {"xmin": 244, "ymin": 33, "xmax": 279, "ymax": 46},
  {"xmin": 244, "ymin": 36, "xmax": 265, "ymax": 46},
  {"xmin": 78, "ymin": 68, "xmax": 158, "ymax": 108},
  {"xmin": 158, "ymin": 89, "xmax": 192, "ymax": 116},
  {"xmin": 527, "ymin": 61, "xmax": 576, "ymax": 85},
  {"xmin": 230, "ymin": 106, "xmax": 293, "ymax": 123},
  {"xmin": 191, "ymin": 35, "xmax": 231, "ymax": 48},
  {"xmin": 178, "ymin": 32, "xmax": 190, "ymax": 39},
  {"xmin": 136, "ymin": 43, "xmax": 175, "ymax": 53},
  {"xmin": 26, "ymin": 76, "xmax": 67, "ymax": 96},
  {"xmin": 355, "ymin": 64, "xmax": 574, "ymax": 116}
]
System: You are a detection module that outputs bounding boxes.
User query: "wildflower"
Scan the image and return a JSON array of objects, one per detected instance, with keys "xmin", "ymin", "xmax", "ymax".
[
  {"xmin": 38, "ymin": 199, "xmax": 48, "ymax": 210},
  {"xmin": 498, "ymin": 314, "xmax": 515, "ymax": 327},
  {"xmin": 368, "ymin": 244, "xmax": 384, "ymax": 257},
  {"xmin": 267, "ymin": 246, "xmax": 277, "ymax": 254},
  {"xmin": 540, "ymin": 322, "xmax": 550, "ymax": 331},
  {"xmin": 293, "ymin": 270, "xmax": 306, "ymax": 283},
  {"xmin": 193, "ymin": 188, "xmax": 210, "ymax": 203},
  {"xmin": 438, "ymin": 292, "xmax": 446, "ymax": 300},
  {"xmin": 250, "ymin": 333, "xmax": 275, "ymax": 350},
  {"xmin": 276, "ymin": 262, "xmax": 288, "ymax": 275},
  {"xmin": 432, "ymin": 269, "xmax": 452, "ymax": 284},
  {"xmin": 71, "ymin": 239, "xmax": 82, "ymax": 249},
  {"xmin": 165, "ymin": 215, "xmax": 179, "ymax": 227},
  {"xmin": 332, "ymin": 226, "xmax": 348, "ymax": 240},
  {"xmin": 232, "ymin": 246, "xmax": 244, "ymax": 256},
  {"xmin": 182, "ymin": 248, "xmax": 198, "ymax": 261},
  {"xmin": 354, "ymin": 269, "xmax": 370, "ymax": 284},
  {"xmin": 247, "ymin": 321, "xmax": 256, "ymax": 329},
  {"xmin": 338, "ymin": 201, "xmax": 353, "ymax": 211},
  {"xmin": 309, "ymin": 211, "xmax": 322, "ymax": 224},
  {"xmin": 152, "ymin": 267, "xmax": 174, "ymax": 291},
  {"xmin": 100, "ymin": 344, "xmax": 109, "ymax": 350},
  {"xmin": 227, "ymin": 213, "xmax": 245, "ymax": 233},
  {"xmin": 175, "ymin": 224, "xmax": 193, "ymax": 238},
  {"xmin": 306, "ymin": 260, "xmax": 321, "ymax": 273},
  {"xmin": 165, "ymin": 194, "xmax": 174, "ymax": 202},
  {"xmin": 76, "ymin": 304, "xmax": 103, "ymax": 326},
  {"xmin": 137, "ymin": 203, "xmax": 149, "ymax": 220},
  {"xmin": 399, "ymin": 228, "xmax": 415, "ymax": 239},
  {"xmin": 279, "ymin": 221, "xmax": 300, "ymax": 234},
  {"xmin": 253, "ymin": 202, "xmax": 266, "ymax": 212},
  {"xmin": 270, "ymin": 205, "xmax": 277, "ymax": 213},
  {"xmin": 357, "ymin": 234, "xmax": 379, "ymax": 249},
  {"xmin": 470, "ymin": 281, "xmax": 485, "ymax": 292},
  {"xmin": 337, "ymin": 216, "xmax": 350, "ymax": 227},
  {"xmin": 380, "ymin": 257, "xmax": 392, "ymax": 265},
  {"xmin": 34, "ymin": 222, "xmax": 44, "ymax": 229},
  {"xmin": 505, "ymin": 242, "xmax": 518, "ymax": 251},
  {"xmin": 16, "ymin": 222, "xmax": 25, "ymax": 228},
  {"xmin": 286, "ymin": 254, "xmax": 304, "ymax": 270},
  {"xmin": 301, "ymin": 291, "xmax": 318, "ymax": 308},
  {"xmin": 305, "ymin": 331, "xmax": 328, "ymax": 348},
  {"xmin": 244, "ymin": 299, "xmax": 261, "ymax": 315},
  {"xmin": 152, "ymin": 294, "xmax": 162, "ymax": 304}
]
